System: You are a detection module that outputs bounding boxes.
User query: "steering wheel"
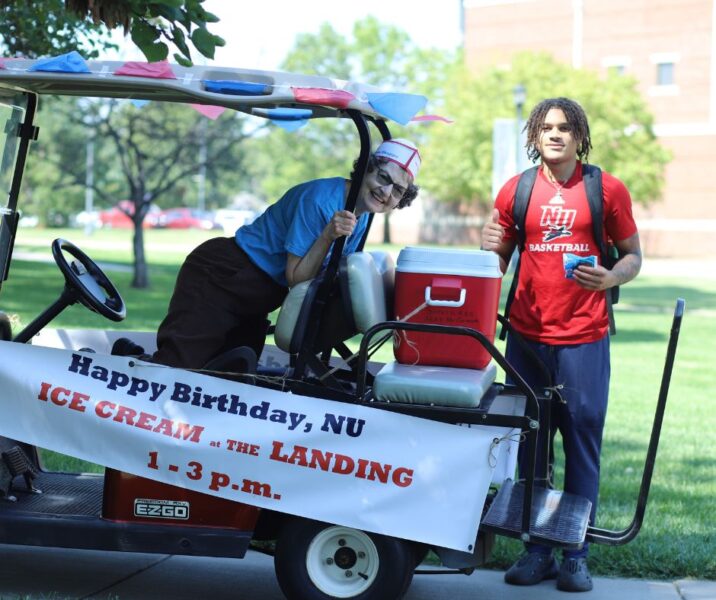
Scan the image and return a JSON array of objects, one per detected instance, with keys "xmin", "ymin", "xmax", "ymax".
[{"xmin": 51, "ymin": 238, "xmax": 126, "ymax": 322}]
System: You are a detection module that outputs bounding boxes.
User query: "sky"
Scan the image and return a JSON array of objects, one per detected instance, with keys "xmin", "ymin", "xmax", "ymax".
[{"xmin": 106, "ymin": 1, "xmax": 463, "ymax": 70}]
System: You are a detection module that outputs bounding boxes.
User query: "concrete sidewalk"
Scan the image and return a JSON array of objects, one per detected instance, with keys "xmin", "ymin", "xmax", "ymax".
[{"xmin": 0, "ymin": 544, "xmax": 713, "ymax": 599}]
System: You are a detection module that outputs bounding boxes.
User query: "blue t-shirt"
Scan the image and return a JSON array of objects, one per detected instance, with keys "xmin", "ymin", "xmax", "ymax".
[{"xmin": 236, "ymin": 177, "xmax": 369, "ymax": 287}]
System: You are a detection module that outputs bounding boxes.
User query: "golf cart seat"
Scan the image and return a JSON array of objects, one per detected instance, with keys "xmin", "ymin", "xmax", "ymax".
[
  {"xmin": 274, "ymin": 251, "xmax": 395, "ymax": 354},
  {"xmin": 372, "ymin": 361, "xmax": 497, "ymax": 408}
]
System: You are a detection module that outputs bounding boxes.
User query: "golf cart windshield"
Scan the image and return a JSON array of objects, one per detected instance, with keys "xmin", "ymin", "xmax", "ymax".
[
  {"xmin": 0, "ymin": 90, "xmax": 31, "ymax": 286},
  {"xmin": 0, "ymin": 92, "xmax": 26, "ymax": 197}
]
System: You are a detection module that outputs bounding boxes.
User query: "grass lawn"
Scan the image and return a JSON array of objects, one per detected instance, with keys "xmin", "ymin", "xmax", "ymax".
[{"xmin": 4, "ymin": 227, "xmax": 716, "ymax": 579}]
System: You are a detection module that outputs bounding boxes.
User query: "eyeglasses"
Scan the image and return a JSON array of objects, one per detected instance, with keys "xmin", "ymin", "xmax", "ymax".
[{"xmin": 375, "ymin": 168, "xmax": 407, "ymax": 200}]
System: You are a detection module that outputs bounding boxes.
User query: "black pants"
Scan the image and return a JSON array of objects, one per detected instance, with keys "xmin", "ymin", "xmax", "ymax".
[{"xmin": 153, "ymin": 237, "xmax": 288, "ymax": 369}]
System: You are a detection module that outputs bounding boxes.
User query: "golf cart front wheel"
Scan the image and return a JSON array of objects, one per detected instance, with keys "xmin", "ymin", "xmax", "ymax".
[{"xmin": 274, "ymin": 518, "xmax": 414, "ymax": 600}]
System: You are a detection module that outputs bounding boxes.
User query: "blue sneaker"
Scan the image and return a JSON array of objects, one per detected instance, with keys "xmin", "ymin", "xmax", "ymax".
[
  {"xmin": 504, "ymin": 552, "xmax": 559, "ymax": 585},
  {"xmin": 557, "ymin": 557, "xmax": 593, "ymax": 592}
]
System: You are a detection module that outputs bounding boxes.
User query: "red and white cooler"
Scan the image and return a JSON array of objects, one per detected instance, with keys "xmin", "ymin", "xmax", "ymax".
[{"xmin": 393, "ymin": 247, "xmax": 502, "ymax": 369}]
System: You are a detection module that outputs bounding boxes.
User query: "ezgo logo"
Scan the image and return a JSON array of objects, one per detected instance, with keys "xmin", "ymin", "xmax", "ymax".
[{"xmin": 134, "ymin": 498, "xmax": 190, "ymax": 520}]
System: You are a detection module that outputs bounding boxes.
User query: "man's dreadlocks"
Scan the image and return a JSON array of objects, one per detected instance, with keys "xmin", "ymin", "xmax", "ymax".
[{"xmin": 523, "ymin": 97, "xmax": 592, "ymax": 163}]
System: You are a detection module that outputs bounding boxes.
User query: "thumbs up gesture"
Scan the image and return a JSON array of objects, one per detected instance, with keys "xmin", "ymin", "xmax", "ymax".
[{"xmin": 481, "ymin": 208, "xmax": 505, "ymax": 252}]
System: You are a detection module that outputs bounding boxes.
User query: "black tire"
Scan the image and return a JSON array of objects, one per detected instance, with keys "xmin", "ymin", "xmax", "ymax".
[{"xmin": 274, "ymin": 518, "xmax": 415, "ymax": 600}]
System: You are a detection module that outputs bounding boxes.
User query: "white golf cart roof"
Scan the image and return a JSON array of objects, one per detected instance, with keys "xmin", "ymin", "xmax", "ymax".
[{"xmin": 0, "ymin": 55, "xmax": 425, "ymax": 124}]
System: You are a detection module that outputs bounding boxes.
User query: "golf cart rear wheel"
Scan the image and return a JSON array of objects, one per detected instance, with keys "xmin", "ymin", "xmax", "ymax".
[{"xmin": 274, "ymin": 518, "xmax": 414, "ymax": 600}]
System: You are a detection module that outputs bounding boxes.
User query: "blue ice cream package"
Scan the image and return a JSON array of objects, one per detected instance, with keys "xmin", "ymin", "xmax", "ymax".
[{"xmin": 563, "ymin": 253, "xmax": 597, "ymax": 279}]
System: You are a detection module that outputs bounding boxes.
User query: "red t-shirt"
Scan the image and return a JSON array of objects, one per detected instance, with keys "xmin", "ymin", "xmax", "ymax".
[{"xmin": 495, "ymin": 162, "xmax": 637, "ymax": 344}]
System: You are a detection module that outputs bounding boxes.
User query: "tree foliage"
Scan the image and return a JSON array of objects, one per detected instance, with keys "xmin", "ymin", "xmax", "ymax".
[
  {"xmin": 63, "ymin": 0, "xmax": 224, "ymax": 65},
  {"xmin": 0, "ymin": 0, "xmax": 116, "ymax": 58},
  {"xmin": 253, "ymin": 17, "xmax": 456, "ymax": 203},
  {"xmin": 421, "ymin": 52, "xmax": 671, "ymax": 209},
  {"xmin": 0, "ymin": 0, "xmax": 224, "ymax": 65},
  {"xmin": 25, "ymin": 97, "xmax": 259, "ymax": 287}
]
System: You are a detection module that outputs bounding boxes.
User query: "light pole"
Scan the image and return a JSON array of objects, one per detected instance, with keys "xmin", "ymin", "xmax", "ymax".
[
  {"xmin": 84, "ymin": 128, "xmax": 95, "ymax": 235},
  {"xmin": 508, "ymin": 84, "xmax": 527, "ymax": 272},
  {"xmin": 512, "ymin": 83, "xmax": 526, "ymax": 172},
  {"xmin": 197, "ymin": 118, "xmax": 207, "ymax": 212}
]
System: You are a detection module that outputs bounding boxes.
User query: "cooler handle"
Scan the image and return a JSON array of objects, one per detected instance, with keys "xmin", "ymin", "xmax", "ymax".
[{"xmin": 424, "ymin": 286, "xmax": 466, "ymax": 307}]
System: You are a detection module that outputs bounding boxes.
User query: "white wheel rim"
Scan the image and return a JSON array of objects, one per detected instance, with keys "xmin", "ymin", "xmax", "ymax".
[{"xmin": 305, "ymin": 526, "xmax": 380, "ymax": 598}]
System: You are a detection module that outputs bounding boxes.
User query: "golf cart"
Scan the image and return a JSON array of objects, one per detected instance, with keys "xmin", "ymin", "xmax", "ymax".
[{"xmin": 0, "ymin": 57, "xmax": 684, "ymax": 600}]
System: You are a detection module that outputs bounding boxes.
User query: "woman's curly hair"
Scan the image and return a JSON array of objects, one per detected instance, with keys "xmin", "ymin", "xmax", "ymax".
[
  {"xmin": 524, "ymin": 97, "xmax": 592, "ymax": 163},
  {"xmin": 350, "ymin": 154, "xmax": 419, "ymax": 209}
]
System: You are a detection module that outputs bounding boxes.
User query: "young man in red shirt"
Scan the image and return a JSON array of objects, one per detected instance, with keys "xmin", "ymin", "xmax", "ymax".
[{"xmin": 482, "ymin": 97, "xmax": 642, "ymax": 592}]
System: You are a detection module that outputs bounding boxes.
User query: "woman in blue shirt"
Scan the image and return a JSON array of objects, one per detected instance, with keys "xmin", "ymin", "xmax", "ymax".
[{"xmin": 149, "ymin": 139, "xmax": 421, "ymax": 369}]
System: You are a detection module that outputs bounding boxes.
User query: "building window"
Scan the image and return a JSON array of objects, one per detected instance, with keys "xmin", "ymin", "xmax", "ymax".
[
  {"xmin": 657, "ymin": 62, "xmax": 675, "ymax": 86},
  {"xmin": 649, "ymin": 52, "xmax": 680, "ymax": 96},
  {"xmin": 608, "ymin": 65, "xmax": 626, "ymax": 76},
  {"xmin": 601, "ymin": 55, "xmax": 630, "ymax": 76}
]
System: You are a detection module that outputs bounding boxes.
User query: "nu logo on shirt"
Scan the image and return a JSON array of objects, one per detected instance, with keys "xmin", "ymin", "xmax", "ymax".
[{"xmin": 540, "ymin": 205, "xmax": 576, "ymax": 242}]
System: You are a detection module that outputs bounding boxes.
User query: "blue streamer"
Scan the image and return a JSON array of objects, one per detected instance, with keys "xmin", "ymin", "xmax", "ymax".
[
  {"xmin": 254, "ymin": 107, "xmax": 313, "ymax": 121},
  {"xmin": 203, "ymin": 79, "xmax": 271, "ymax": 96},
  {"xmin": 28, "ymin": 51, "xmax": 90, "ymax": 74}
]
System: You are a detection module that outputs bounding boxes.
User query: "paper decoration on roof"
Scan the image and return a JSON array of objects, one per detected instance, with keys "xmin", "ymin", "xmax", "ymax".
[
  {"xmin": 114, "ymin": 61, "xmax": 176, "ymax": 80},
  {"xmin": 28, "ymin": 51, "xmax": 90, "ymax": 74},
  {"xmin": 253, "ymin": 107, "xmax": 312, "ymax": 132},
  {"xmin": 292, "ymin": 88, "xmax": 355, "ymax": 109},
  {"xmin": 367, "ymin": 93, "xmax": 427, "ymax": 126},
  {"xmin": 411, "ymin": 114, "xmax": 454, "ymax": 124},
  {"xmin": 272, "ymin": 119, "xmax": 308, "ymax": 132},
  {"xmin": 253, "ymin": 107, "xmax": 313, "ymax": 121},
  {"xmin": 203, "ymin": 80, "xmax": 271, "ymax": 96},
  {"xmin": 191, "ymin": 104, "xmax": 227, "ymax": 120}
]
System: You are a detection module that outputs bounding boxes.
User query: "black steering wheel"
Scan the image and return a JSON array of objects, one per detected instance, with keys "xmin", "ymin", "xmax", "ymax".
[{"xmin": 51, "ymin": 238, "xmax": 126, "ymax": 322}]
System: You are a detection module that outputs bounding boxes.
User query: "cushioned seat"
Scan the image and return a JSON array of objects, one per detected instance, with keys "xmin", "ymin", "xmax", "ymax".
[
  {"xmin": 373, "ymin": 361, "xmax": 497, "ymax": 408},
  {"xmin": 274, "ymin": 251, "xmax": 395, "ymax": 353}
]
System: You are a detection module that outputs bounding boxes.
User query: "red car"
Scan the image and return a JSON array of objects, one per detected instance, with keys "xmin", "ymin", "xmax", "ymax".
[
  {"xmin": 156, "ymin": 207, "xmax": 220, "ymax": 230},
  {"xmin": 98, "ymin": 201, "xmax": 159, "ymax": 229}
]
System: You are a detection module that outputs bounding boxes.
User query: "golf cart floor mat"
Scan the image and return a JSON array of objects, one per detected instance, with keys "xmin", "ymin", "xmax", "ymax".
[
  {"xmin": 1, "ymin": 471, "xmax": 103, "ymax": 516},
  {"xmin": 482, "ymin": 479, "xmax": 592, "ymax": 549}
]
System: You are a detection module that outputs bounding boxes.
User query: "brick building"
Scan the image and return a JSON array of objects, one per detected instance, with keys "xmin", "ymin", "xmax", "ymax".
[{"xmin": 462, "ymin": 0, "xmax": 716, "ymax": 257}]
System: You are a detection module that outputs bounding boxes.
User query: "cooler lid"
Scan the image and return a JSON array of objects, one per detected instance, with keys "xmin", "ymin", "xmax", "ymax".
[{"xmin": 396, "ymin": 246, "xmax": 502, "ymax": 278}]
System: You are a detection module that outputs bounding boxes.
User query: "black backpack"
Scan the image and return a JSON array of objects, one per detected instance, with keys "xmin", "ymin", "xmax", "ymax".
[{"xmin": 500, "ymin": 164, "xmax": 619, "ymax": 340}]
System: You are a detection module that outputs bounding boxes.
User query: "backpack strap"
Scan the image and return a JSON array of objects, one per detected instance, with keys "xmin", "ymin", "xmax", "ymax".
[
  {"xmin": 583, "ymin": 165, "xmax": 605, "ymax": 258},
  {"xmin": 499, "ymin": 166, "xmax": 538, "ymax": 340},
  {"xmin": 583, "ymin": 165, "xmax": 617, "ymax": 335},
  {"xmin": 513, "ymin": 166, "xmax": 540, "ymax": 253}
]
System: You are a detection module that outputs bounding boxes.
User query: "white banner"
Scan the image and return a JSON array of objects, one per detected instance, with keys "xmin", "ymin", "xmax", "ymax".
[{"xmin": 0, "ymin": 341, "xmax": 505, "ymax": 551}]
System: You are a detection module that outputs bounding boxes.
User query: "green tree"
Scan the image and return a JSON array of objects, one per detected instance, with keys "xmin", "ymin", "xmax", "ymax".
[
  {"xmin": 0, "ymin": 0, "xmax": 116, "ymax": 58},
  {"xmin": 0, "ymin": 0, "xmax": 223, "ymax": 65},
  {"xmin": 26, "ymin": 96, "xmax": 260, "ymax": 288},
  {"xmin": 421, "ymin": 52, "xmax": 670, "ymax": 209},
  {"xmin": 252, "ymin": 16, "xmax": 456, "ymax": 242}
]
